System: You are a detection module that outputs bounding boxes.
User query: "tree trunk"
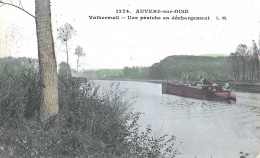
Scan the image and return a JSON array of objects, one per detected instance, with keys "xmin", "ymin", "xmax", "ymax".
[
  {"xmin": 236, "ymin": 57, "xmax": 240, "ymax": 82},
  {"xmin": 256, "ymin": 57, "xmax": 260, "ymax": 80},
  {"xmin": 242, "ymin": 61, "xmax": 245, "ymax": 81},
  {"xmin": 66, "ymin": 41, "xmax": 69, "ymax": 65},
  {"xmin": 77, "ymin": 55, "xmax": 79, "ymax": 76},
  {"xmin": 65, "ymin": 41, "xmax": 72, "ymax": 76},
  {"xmin": 35, "ymin": 0, "xmax": 59, "ymax": 124},
  {"xmin": 252, "ymin": 60, "xmax": 255, "ymax": 80}
]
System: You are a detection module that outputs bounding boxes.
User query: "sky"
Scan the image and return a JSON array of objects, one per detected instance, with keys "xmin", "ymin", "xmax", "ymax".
[{"xmin": 0, "ymin": 0, "xmax": 260, "ymax": 69}]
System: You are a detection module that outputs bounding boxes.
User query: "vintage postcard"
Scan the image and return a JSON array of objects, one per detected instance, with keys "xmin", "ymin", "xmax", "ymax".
[{"xmin": 0, "ymin": 0, "xmax": 260, "ymax": 157}]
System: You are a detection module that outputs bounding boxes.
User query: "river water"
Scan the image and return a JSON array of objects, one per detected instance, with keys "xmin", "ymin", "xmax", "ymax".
[{"xmin": 93, "ymin": 80, "xmax": 260, "ymax": 158}]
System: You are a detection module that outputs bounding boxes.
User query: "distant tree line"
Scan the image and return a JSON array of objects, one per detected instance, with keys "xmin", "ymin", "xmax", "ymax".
[
  {"xmin": 149, "ymin": 55, "xmax": 233, "ymax": 81},
  {"xmin": 83, "ymin": 69, "xmax": 123, "ymax": 79},
  {"xmin": 122, "ymin": 66, "xmax": 150, "ymax": 79},
  {"xmin": 230, "ymin": 40, "xmax": 260, "ymax": 82},
  {"xmin": 0, "ymin": 57, "xmax": 39, "ymax": 74},
  {"xmin": 85, "ymin": 40, "xmax": 260, "ymax": 82},
  {"xmin": 83, "ymin": 56, "xmax": 233, "ymax": 81}
]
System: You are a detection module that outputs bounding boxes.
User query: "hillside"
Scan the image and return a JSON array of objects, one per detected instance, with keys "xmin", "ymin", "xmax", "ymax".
[{"xmin": 149, "ymin": 55, "xmax": 232, "ymax": 81}]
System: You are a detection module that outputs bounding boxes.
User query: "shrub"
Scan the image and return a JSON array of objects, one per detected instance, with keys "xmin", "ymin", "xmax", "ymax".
[
  {"xmin": 58, "ymin": 61, "xmax": 71, "ymax": 77},
  {"xmin": 0, "ymin": 61, "xmax": 40, "ymax": 126}
]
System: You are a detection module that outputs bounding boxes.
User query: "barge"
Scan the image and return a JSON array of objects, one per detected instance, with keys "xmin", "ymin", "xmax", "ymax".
[{"xmin": 162, "ymin": 82, "xmax": 236, "ymax": 102}]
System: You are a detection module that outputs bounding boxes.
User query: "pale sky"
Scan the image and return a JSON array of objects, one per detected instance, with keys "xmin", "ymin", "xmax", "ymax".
[{"xmin": 0, "ymin": 0, "xmax": 260, "ymax": 69}]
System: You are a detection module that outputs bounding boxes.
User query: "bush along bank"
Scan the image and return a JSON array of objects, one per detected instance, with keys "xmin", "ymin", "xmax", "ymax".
[{"xmin": 0, "ymin": 60, "xmax": 180, "ymax": 158}]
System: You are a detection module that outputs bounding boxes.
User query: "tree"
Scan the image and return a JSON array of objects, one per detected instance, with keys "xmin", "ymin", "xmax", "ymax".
[
  {"xmin": 74, "ymin": 45, "xmax": 85, "ymax": 75},
  {"xmin": 250, "ymin": 40, "xmax": 260, "ymax": 80},
  {"xmin": 0, "ymin": 0, "xmax": 59, "ymax": 124},
  {"xmin": 235, "ymin": 44, "xmax": 249, "ymax": 81},
  {"xmin": 35, "ymin": 0, "xmax": 59, "ymax": 124},
  {"xmin": 58, "ymin": 62, "xmax": 71, "ymax": 77},
  {"xmin": 230, "ymin": 52, "xmax": 240, "ymax": 82},
  {"xmin": 57, "ymin": 23, "xmax": 76, "ymax": 66}
]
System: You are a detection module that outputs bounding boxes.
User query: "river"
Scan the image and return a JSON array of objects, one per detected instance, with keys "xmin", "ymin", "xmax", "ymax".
[{"xmin": 93, "ymin": 80, "xmax": 260, "ymax": 158}]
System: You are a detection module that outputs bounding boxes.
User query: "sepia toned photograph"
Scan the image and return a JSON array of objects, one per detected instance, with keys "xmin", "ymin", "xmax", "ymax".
[{"xmin": 0, "ymin": 0, "xmax": 260, "ymax": 157}]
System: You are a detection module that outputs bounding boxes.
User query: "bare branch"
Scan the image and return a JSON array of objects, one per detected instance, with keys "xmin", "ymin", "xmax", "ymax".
[
  {"xmin": 0, "ymin": 0, "xmax": 35, "ymax": 18},
  {"xmin": 18, "ymin": 0, "xmax": 23, "ymax": 9}
]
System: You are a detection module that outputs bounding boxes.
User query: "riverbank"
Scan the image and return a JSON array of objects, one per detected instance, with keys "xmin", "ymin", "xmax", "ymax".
[
  {"xmin": 87, "ymin": 78, "xmax": 260, "ymax": 93},
  {"xmin": 0, "ymin": 74, "xmax": 178, "ymax": 158},
  {"xmin": 230, "ymin": 83, "xmax": 260, "ymax": 93},
  {"xmin": 87, "ymin": 78, "xmax": 177, "ymax": 84}
]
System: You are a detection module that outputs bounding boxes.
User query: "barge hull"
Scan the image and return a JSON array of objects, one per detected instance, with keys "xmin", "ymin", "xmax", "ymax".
[{"xmin": 162, "ymin": 82, "xmax": 236, "ymax": 102}]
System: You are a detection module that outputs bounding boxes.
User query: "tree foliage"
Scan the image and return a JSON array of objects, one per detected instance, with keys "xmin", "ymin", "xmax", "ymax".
[
  {"xmin": 74, "ymin": 45, "xmax": 86, "ymax": 74},
  {"xmin": 57, "ymin": 23, "xmax": 75, "ymax": 43},
  {"xmin": 57, "ymin": 23, "xmax": 76, "ymax": 65},
  {"xmin": 148, "ymin": 56, "xmax": 233, "ymax": 81},
  {"xmin": 230, "ymin": 41, "xmax": 260, "ymax": 81},
  {"xmin": 87, "ymin": 49, "xmax": 259, "ymax": 82},
  {"xmin": 58, "ymin": 62, "xmax": 71, "ymax": 77},
  {"xmin": 123, "ymin": 66, "xmax": 149, "ymax": 79}
]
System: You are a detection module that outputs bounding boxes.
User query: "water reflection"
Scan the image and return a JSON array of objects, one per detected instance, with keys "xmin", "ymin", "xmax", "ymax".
[{"xmin": 93, "ymin": 80, "xmax": 260, "ymax": 158}]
